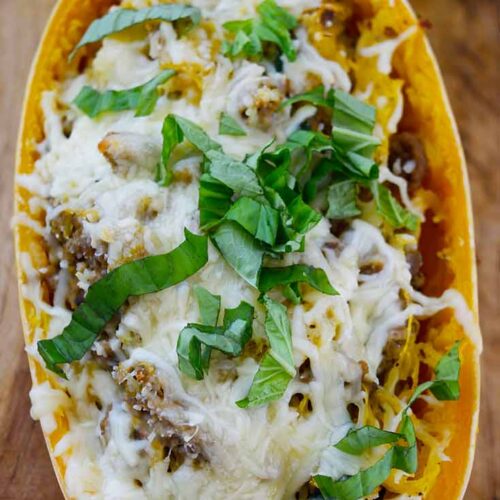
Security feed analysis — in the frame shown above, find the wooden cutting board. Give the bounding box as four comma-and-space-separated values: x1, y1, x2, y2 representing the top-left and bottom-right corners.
0, 0, 497, 498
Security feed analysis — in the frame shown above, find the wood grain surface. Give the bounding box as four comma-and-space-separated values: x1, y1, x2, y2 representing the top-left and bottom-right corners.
0, 1, 497, 499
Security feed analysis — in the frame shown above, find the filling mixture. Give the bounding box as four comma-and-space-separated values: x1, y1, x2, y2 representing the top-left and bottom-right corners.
18, 0, 475, 498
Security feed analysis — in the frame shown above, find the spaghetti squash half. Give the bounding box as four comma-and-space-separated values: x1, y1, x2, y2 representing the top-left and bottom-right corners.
14, 0, 481, 498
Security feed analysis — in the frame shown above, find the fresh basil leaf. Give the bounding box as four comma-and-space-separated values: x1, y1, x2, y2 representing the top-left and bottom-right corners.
261, 161, 321, 239
392, 413, 417, 474
261, 295, 295, 375
259, 265, 338, 296
303, 158, 335, 203
303, 151, 378, 204
199, 174, 233, 230
281, 129, 333, 178
73, 69, 175, 118
283, 282, 302, 304
314, 449, 394, 500
211, 221, 265, 287
237, 295, 295, 408
70, 5, 202, 59
371, 183, 419, 231
334, 150, 380, 181
291, 87, 378, 141
193, 285, 221, 370
333, 89, 377, 135
318, 415, 417, 499
236, 353, 293, 408
222, 0, 297, 61
408, 342, 461, 405
222, 22, 263, 58
257, 0, 297, 60
280, 85, 334, 111
430, 341, 461, 400
258, 0, 297, 29
333, 127, 381, 158
265, 189, 320, 253
334, 426, 402, 456
157, 114, 221, 186
194, 286, 220, 326
219, 113, 247, 136
286, 194, 322, 235
259, 155, 294, 192
327, 180, 361, 219
177, 301, 254, 380
225, 197, 279, 246
284, 129, 332, 153
38, 229, 208, 377
206, 150, 263, 198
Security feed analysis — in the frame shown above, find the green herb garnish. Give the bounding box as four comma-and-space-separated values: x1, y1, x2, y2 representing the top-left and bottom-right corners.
157, 114, 221, 186
211, 221, 265, 287
237, 295, 295, 407
279, 85, 335, 110
199, 174, 233, 231
219, 113, 247, 136
281, 86, 380, 157
73, 69, 175, 118
38, 229, 208, 376
334, 426, 404, 456
371, 183, 419, 231
193, 285, 221, 326
407, 341, 461, 403
222, 0, 298, 61
70, 5, 201, 59
206, 150, 263, 197
326, 180, 361, 220
177, 301, 254, 379
259, 265, 338, 298
225, 197, 280, 246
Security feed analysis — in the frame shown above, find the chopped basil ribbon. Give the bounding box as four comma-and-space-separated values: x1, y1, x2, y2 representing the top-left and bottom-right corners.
315, 441, 413, 500
407, 341, 461, 403
211, 221, 265, 287
314, 343, 461, 500
222, 0, 297, 61
237, 296, 295, 408
257, 148, 322, 251
281, 86, 379, 156
193, 286, 221, 368
371, 183, 419, 232
199, 174, 233, 231
38, 229, 208, 377
281, 86, 420, 231
225, 197, 279, 246
73, 69, 175, 118
70, 5, 201, 59
177, 301, 254, 379
219, 113, 247, 136
157, 114, 221, 186
193, 286, 221, 326
206, 150, 263, 197
327, 180, 361, 219
259, 265, 338, 298
303, 153, 379, 204
279, 85, 335, 110
334, 426, 403, 455
333, 89, 377, 135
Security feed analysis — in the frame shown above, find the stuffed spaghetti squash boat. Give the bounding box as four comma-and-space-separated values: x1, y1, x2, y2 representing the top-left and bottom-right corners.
15, 0, 481, 498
